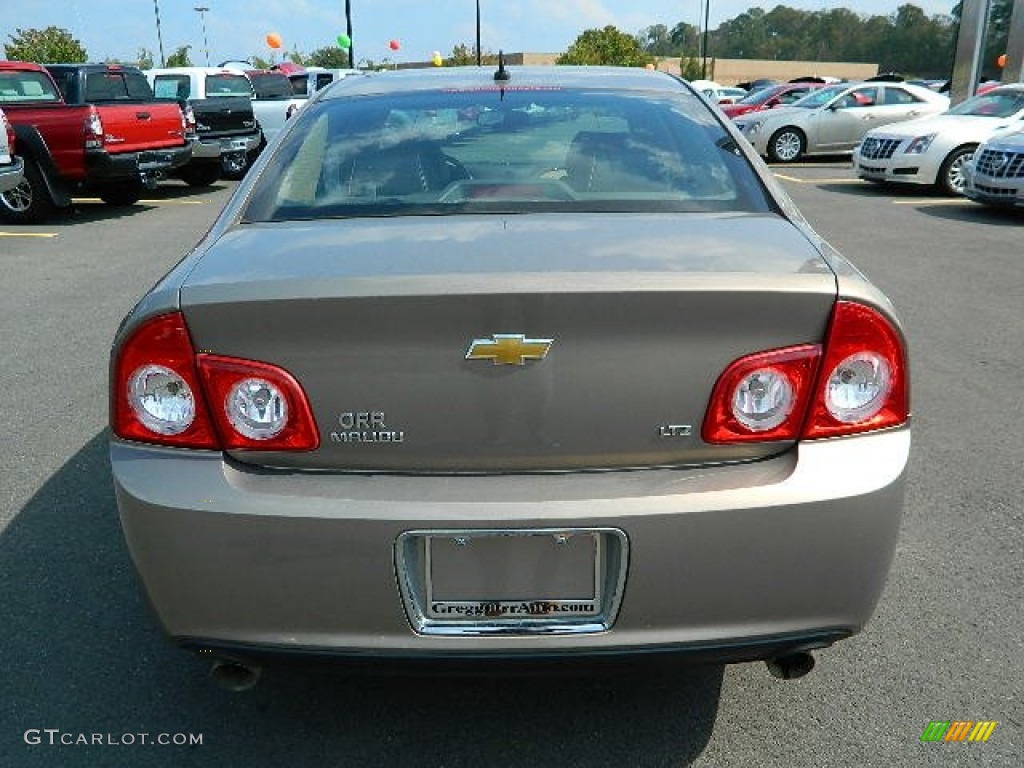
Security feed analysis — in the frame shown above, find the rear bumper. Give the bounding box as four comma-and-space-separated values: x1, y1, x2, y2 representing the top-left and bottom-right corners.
112, 427, 909, 661
0, 156, 24, 193
192, 131, 261, 161
85, 144, 192, 180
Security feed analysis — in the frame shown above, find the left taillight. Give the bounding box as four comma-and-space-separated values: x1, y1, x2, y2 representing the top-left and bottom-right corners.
1, 109, 14, 152
113, 312, 218, 448
112, 312, 319, 451
83, 107, 104, 149
702, 301, 909, 444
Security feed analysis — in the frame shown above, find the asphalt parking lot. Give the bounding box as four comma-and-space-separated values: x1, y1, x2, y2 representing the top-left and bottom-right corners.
1, 165, 1020, 767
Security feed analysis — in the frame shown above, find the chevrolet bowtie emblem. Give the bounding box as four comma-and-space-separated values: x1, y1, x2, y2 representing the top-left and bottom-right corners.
465, 334, 553, 366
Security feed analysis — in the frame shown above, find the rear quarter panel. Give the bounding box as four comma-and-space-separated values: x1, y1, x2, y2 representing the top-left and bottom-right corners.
6, 102, 89, 180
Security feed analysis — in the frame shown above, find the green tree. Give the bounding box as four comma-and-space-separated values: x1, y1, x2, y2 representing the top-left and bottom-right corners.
638, 24, 678, 56
307, 46, 350, 68
136, 47, 154, 70
670, 22, 701, 54
557, 26, 654, 67
286, 47, 308, 66
679, 56, 704, 80
445, 43, 498, 66
3, 26, 87, 63
165, 45, 192, 67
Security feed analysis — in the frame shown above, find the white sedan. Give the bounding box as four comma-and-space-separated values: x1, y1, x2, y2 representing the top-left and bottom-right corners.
853, 85, 1024, 195
734, 82, 949, 163
963, 125, 1024, 208
689, 79, 748, 104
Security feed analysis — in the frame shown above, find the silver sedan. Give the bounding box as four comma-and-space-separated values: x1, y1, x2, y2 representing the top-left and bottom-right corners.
109, 65, 911, 688
734, 81, 949, 162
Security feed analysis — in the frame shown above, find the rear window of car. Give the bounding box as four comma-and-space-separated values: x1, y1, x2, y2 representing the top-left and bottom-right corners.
248, 73, 293, 100
244, 86, 772, 222
288, 75, 309, 96
948, 88, 1024, 117
0, 71, 61, 103
205, 74, 252, 97
153, 75, 191, 100
85, 71, 154, 101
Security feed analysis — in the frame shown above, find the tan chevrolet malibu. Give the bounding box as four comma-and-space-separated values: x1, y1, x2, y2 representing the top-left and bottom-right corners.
109, 63, 910, 690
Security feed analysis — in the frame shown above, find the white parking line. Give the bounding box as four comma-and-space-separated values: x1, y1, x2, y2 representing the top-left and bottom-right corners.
0, 231, 59, 238
891, 198, 974, 206
72, 197, 208, 205
774, 174, 863, 185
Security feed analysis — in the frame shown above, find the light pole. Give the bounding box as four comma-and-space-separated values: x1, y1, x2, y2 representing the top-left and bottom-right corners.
345, 0, 354, 68
194, 6, 210, 66
701, 0, 711, 80
475, 0, 481, 66
152, 0, 166, 66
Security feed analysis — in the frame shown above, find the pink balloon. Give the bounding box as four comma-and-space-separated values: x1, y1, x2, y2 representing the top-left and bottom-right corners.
389, 39, 400, 51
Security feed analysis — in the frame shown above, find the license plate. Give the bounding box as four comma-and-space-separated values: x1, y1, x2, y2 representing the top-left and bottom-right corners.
425, 531, 600, 620
227, 139, 247, 151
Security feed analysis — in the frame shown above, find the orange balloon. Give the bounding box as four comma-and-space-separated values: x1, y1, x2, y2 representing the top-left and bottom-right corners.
997, 53, 1007, 68
266, 32, 283, 49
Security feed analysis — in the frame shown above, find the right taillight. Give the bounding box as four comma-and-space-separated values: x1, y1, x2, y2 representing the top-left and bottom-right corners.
183, 104, 197, 137
703, 300, 908, 444
801, 300, 909, 439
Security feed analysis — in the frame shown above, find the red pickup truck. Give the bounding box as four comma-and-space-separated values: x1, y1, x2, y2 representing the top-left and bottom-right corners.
0, 61, 191, 223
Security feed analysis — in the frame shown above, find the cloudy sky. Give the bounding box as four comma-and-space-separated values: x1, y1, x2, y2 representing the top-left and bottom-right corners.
4, 1, 957, 65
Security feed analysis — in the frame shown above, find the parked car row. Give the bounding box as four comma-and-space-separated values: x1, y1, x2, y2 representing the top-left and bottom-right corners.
0, 59, 360, 223
852, 84, 1024, 196
732, 82, 951, 162
0, 60, 194, 223
720, 73, 1023, 211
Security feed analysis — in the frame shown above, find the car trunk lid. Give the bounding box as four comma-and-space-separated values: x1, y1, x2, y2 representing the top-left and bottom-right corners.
180, 213, 838, 472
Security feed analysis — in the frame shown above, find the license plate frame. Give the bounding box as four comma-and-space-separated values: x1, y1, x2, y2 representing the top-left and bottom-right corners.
396, 528, 629, 636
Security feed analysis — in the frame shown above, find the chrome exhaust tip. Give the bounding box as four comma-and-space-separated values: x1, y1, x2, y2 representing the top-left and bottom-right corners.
209, 659, 262, 692
765, 651, 816, 680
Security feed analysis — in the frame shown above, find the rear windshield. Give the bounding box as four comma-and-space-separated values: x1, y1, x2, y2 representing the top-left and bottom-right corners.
244, 87, 771, 222
947, 88, 1024, 118
736, 85, 787, 106
85, 71, 154, 101
153, 75, 190, 100
205, 74, 252, 97
790, 84, 848, 108
248, 73, 293, 100
0, 71, 61, 103
289, 74, 309, 96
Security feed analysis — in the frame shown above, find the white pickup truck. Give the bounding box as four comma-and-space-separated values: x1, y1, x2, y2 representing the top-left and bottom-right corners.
286, 67, 361, 99
238, 68, 306, 147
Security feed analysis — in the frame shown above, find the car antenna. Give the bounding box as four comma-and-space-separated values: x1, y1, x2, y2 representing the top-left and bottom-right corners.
493, 51, 511, 82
